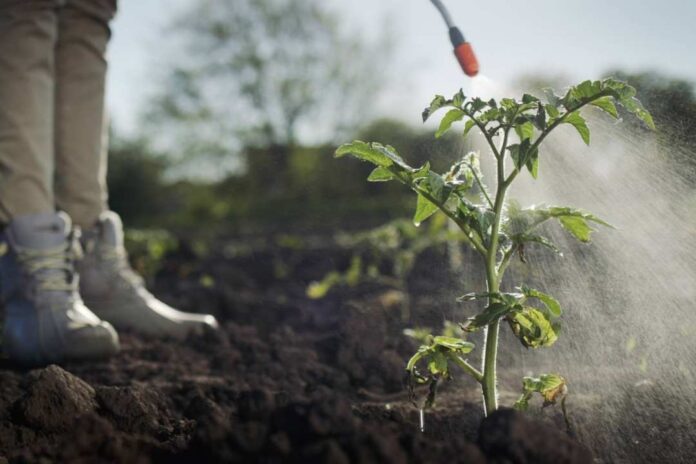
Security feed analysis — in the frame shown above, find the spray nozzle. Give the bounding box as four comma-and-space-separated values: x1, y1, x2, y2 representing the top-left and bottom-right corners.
449, 27, 479, 77
430, 0, 480, 77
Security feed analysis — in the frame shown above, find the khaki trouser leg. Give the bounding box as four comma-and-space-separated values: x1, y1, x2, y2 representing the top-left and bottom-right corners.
0, 0, 58, 224
54, 0, 116, 228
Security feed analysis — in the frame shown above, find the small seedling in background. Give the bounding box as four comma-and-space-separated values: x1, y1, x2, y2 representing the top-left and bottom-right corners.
336, 78, 654, 417
306, 214, 467, 320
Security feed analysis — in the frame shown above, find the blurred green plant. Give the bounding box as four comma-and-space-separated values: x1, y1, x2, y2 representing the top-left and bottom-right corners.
306, 213, 465, 319
336, 78, 654, 416
124, 229, 178, 281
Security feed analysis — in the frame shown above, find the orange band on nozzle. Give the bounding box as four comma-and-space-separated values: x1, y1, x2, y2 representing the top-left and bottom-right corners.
454, 42, 479, 77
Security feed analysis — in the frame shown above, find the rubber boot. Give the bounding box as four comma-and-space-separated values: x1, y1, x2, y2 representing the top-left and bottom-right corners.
78, 211, 218, 339
0, 212, 120, 365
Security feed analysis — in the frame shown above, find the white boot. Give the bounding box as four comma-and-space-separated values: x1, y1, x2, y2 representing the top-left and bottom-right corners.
78, 211, 218, 339
1, 212, 120, 365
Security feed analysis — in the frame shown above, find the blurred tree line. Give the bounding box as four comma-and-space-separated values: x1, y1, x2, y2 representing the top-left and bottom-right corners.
106, 0, 696, 234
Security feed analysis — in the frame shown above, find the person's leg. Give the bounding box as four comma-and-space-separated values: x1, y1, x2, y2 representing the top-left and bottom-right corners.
0, 0, 57, 223
0, 0, 119, 365
54, 0, 116, 229
53, 0, 218, 339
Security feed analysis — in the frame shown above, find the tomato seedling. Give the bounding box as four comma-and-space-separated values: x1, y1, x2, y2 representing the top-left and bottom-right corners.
335, 78, 654, 415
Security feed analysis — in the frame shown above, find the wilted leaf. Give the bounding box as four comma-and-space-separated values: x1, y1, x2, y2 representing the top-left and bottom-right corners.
515, 374, 567, 410
509, 307, 558, 348
520, 286, 562, 317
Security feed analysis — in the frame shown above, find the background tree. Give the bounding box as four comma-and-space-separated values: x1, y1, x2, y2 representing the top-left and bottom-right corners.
148, 0, 385, 188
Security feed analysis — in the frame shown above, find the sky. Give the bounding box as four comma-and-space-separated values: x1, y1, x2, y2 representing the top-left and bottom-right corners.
107, 0, 696, 136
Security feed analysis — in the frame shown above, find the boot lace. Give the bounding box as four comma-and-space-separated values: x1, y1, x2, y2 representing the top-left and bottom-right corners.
16, 239, 82, 292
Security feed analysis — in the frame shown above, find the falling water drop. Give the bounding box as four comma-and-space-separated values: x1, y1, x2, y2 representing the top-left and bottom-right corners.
419, 408, 425, 433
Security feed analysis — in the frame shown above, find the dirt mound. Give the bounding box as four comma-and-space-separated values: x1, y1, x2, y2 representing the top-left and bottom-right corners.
18, 365, 97, 431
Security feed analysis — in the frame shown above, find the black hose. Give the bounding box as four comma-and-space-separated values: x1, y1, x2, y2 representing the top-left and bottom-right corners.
430, 0, 455, 29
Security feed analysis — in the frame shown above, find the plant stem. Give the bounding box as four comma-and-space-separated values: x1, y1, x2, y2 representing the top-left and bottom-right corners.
480, 133, 510, 416
447, 353, 484, 383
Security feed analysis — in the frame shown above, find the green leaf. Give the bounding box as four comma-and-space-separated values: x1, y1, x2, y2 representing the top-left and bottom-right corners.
542, 88, 561, 107
590, 96, 619, 119
345, 256, 362, 286
407, 347, 429, 372
507, 205, 612, 244
474, 208, 496, 241
559, 216, 593, 242
514, 393, 531, 411
306, 256, 364, 299
500, 98, 517, 110
547, 206, 613, 242
469, 98, 487, 112
467, 302, 516, 330
513, 234, 561, 255
621, 97, 656, 130
306, 271, 341, 299
526, 152, 539, 179
545, 103, 560, 119
564, 112, 590, 145
428, 351, 448, 375
436, 109, 465, 138
571, 80, 602, 100
335, 141, 412, 171
508, 139, 538, 176
463, 119, 477, 137
410, 162, 431, 182
600, 78, 655, 129
522, 93, 539, 104
336, 141, 391, 167
413, 194, 439, 226
546, 207, 612, 227
421, 171, 451, 204
514, 121, 535, 141
534, 104, 547, 130
367, 166, 395, 182
520, 286, 562, 317
423, 95, 447, 122
452, 89, 465, 107
432, 336, 474, 353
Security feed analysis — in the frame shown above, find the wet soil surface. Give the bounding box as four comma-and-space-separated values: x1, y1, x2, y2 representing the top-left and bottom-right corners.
0, 236, 685, 463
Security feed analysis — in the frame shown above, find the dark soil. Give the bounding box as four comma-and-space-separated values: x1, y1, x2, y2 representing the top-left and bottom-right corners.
0, 235, 631, 463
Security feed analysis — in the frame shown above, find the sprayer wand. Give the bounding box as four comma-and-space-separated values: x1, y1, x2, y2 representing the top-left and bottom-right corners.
430, 0, 479, 77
